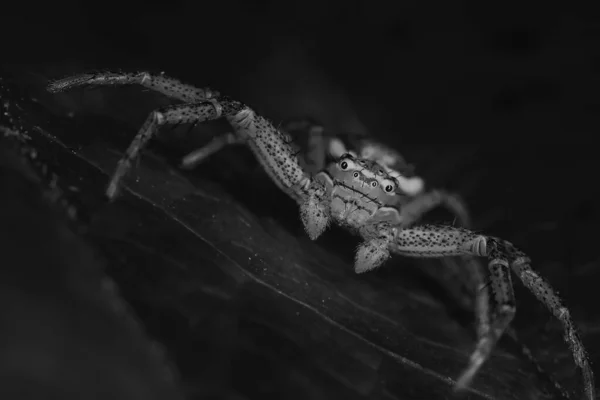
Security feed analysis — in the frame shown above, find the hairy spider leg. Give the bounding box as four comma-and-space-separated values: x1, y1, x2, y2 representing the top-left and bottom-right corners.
179, 133, 242, 168
91, 99, 317, 213
47, 73, 331, 237
47, 71, 238, 169
389, 224, 594, 400
48, 70, 218, 103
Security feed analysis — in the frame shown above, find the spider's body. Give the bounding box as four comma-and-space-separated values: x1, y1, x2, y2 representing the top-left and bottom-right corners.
48, 71, 595, 400
315, 155, 402, 231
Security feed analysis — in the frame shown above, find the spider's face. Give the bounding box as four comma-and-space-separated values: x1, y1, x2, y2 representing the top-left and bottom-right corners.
327, 153, 399, 207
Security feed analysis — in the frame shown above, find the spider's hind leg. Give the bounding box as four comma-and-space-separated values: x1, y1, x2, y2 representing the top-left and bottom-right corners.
179, 132, 243, 169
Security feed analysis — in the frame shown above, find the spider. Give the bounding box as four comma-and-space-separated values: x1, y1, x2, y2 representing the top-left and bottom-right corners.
48, 70, 595, 399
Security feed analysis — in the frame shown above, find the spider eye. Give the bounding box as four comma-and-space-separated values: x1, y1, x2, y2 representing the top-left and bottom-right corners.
371, 181, 378, 187
340, 161, 349, 170
384, 184, 394, 193
353, 172, 359, 178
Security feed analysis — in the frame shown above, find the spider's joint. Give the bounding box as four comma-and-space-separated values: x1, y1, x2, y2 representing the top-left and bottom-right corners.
153, 110, 165, 124
234, 108, 255, 131
140, 71, 151, 84
512, 256, 531, 267
300, 176, 312, 191
209, 100, 223, 119
499, 304, 516, 315
558, 306, 570, 321
461, 235, 488, 257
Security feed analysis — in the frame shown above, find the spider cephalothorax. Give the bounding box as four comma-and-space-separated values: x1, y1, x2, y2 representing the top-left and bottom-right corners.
314, 153, 403, 228
47, 71, 595, 400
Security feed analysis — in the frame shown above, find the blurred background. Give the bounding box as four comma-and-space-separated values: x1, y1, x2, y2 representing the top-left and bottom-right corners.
1, 1, 600, 399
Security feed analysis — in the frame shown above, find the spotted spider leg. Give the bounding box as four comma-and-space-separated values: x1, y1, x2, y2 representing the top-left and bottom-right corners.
47, 71, 241, 169
385, 224, 595, 400
135, 101, 319, 205
181, 117, 328, 171
398, 183, 577, 398
48, 70, 220, 103
380, 171, 574, 398
375, 171, 573, 396
47, 72, 335, 233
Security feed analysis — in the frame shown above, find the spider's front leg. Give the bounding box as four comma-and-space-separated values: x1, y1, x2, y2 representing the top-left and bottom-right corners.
111, 99, 329, 219
48, 70, 220, 103
49, 73, 334, 238
386, 224, 595, 400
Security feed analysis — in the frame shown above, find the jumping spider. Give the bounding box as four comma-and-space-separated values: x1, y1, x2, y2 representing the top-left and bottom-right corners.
48, 71, 595, 399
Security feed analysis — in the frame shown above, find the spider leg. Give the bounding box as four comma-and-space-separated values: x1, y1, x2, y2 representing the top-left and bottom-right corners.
399, 188, 491, 354
512, 258, 595, 400
457, 259, 516, 391
400, 186, 573, 398
103, 102, 218, 199
179, 132, 242, 169
49, 74, 331, 236
181, 117, 331, 174
281, 118, 329, 173
105, 98, 320, 211
48, 70, 218, 103
398, 189, 471, 228
389, 224, 594, 399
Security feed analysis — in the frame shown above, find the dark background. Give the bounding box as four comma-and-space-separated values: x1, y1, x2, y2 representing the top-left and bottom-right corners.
1, 1, 600, 399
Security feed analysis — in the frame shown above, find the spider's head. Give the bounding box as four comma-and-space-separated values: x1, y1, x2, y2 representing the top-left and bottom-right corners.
327, 139, 424, 197
327, 153, 399, 206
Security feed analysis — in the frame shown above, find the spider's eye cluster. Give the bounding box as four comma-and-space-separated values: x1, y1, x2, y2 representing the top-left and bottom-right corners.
353, 172, 359, 178
371, 181, 378, 188
340, 161, 349, 170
